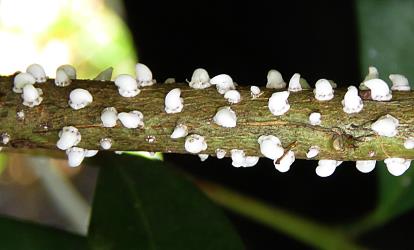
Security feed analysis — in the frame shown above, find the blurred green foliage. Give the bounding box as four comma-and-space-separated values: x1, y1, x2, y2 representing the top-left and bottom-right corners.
0, 155, 244, 250
46, 5, 137, 78
88, 154, 244, 250
0, 0, 136, 77
357, 0, 414, 226
0, 216, 85, 250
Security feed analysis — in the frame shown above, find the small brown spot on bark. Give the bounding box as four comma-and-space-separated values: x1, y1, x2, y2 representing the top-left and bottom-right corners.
360, 90, 371, 100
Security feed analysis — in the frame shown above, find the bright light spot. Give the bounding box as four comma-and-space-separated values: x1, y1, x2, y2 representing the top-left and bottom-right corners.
39, 40, 71, 76
0, 32, 37, 73
87, 19, 111, 45
0, 0, 137, 77
0, 0, 62, 33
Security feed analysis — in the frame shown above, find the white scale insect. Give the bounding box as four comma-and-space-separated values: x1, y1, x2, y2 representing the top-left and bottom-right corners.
114, 74, 140, 98
213, 107, 237, 128
165, 88, 184, 114
69, 88, 93, 110
185, 134, 207, 154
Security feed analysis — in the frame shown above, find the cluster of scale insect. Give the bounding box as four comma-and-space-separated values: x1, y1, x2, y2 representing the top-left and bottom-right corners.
183, 67, 412, 177
6, 63, 413, 176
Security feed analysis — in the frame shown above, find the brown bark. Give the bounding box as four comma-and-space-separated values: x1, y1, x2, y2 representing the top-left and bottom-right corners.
0, 75, 413, 160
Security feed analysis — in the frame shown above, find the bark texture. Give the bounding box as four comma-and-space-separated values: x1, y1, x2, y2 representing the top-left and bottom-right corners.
0, 75, 413, 160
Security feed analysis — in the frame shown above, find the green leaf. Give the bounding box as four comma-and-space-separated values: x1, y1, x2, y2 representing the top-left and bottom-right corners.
356, 0, 414, 223
375, 165, 414, 221
199, 181, 366, 250
357, 0, 414, 79
0, 216, 86, 250
88, 154, 244, 250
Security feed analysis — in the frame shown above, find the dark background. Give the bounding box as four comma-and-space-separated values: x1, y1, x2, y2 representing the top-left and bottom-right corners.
122, 1, 410, 249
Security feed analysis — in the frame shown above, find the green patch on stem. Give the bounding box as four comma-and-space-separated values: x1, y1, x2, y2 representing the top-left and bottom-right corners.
0, 153, 7, 175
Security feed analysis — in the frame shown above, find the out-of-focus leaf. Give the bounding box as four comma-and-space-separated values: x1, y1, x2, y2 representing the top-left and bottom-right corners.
123, 151, 164, 161
356, 0, 414, 223
88, 154, 244, 250
0, 216, 86, 250
46, 4, 137, 78
375, 166, 414, 221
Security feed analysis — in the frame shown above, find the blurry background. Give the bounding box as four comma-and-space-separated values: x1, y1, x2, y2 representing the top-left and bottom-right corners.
0, 0, 137, 236
0, 0, 414, 249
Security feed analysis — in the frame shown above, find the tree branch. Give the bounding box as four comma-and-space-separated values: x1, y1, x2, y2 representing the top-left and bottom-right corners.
0, 75, 413, 160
